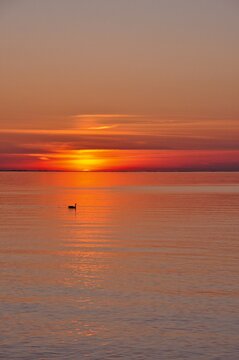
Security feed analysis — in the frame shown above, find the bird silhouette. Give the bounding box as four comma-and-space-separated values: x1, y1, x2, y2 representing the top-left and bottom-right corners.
68, 203, 77, 209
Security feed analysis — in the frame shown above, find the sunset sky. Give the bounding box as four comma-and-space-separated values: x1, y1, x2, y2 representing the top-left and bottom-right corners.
0, 0, 239, 171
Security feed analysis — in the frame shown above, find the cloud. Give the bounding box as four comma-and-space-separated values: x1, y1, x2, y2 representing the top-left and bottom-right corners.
0, 129, 239, 152
71, 114, 147, 132
72, 114, 141, 119
87, 125, 118, 130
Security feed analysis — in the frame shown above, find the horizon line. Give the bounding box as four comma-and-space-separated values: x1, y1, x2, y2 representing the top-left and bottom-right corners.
0, 169, 238, 173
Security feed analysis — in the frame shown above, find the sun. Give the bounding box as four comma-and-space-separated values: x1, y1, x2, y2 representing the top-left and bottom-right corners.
69, 150, 107, 171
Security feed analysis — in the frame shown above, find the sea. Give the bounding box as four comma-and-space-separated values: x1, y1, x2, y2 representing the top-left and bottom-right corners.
0, 172, 238, 359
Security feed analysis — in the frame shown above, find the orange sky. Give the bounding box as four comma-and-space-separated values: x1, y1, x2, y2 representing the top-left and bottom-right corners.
0, 1, 239, 171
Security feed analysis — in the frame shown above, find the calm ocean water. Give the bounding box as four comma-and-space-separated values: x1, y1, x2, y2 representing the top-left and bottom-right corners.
0, 172, 238, 359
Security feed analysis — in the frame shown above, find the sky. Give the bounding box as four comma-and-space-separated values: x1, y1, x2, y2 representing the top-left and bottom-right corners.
0, 0, 239, 171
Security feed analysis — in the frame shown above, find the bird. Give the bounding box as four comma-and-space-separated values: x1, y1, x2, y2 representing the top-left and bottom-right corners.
68, 203, 77, 209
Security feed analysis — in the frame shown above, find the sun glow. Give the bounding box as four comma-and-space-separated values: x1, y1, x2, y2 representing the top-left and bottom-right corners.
69, 150, 108, 171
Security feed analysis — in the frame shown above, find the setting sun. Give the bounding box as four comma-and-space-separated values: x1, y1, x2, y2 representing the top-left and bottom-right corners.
69, 150, 108, 172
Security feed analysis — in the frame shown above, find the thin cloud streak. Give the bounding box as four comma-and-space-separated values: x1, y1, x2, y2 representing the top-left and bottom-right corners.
0, 130, 239, 151
72, 114, 142, 119
87, 125, 118, 130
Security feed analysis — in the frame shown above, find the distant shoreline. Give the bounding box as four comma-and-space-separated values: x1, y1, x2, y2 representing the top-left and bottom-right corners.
0, 170, 238, 173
